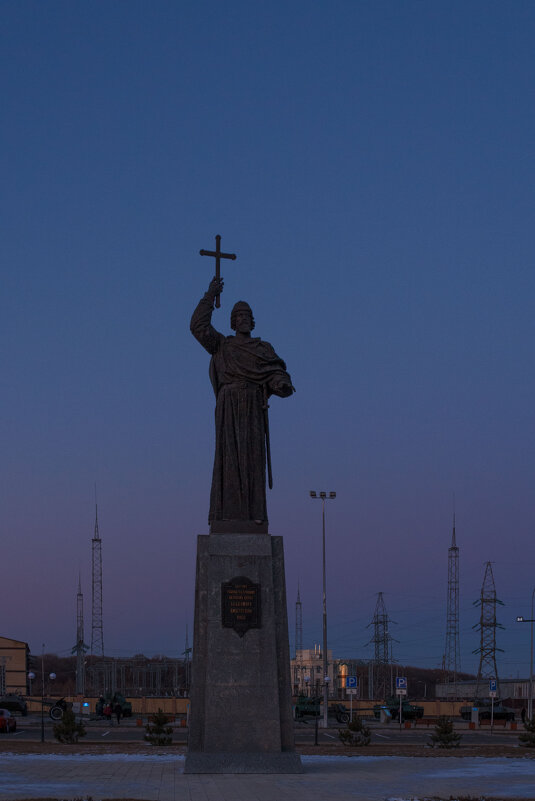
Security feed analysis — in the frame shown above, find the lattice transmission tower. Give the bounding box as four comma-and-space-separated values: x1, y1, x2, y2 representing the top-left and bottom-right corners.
91, 502, 104, 658
293, 583, 304, 693
73, 574, 88, 694
473, 561, 504, 698
295, 583, 303, 659
442, 514, 461, 689
367, 592, 395, 700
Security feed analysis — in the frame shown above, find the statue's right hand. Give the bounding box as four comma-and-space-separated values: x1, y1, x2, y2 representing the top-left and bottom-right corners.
206, 276, 224, 300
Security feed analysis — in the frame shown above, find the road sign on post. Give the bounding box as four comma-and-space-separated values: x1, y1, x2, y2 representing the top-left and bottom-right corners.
489, 679, 497, 733
345, 676, 358, 721
395, 677, 407, 729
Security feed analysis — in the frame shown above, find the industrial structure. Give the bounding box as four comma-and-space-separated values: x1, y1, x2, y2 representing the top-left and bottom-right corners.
73, 575, 88, 695
293, 584, 303, 691
474, 561, 504, 698
442, 514, 461, 691
91, 502, 104, 659
87, 655, 188, 696
367, 592, 395, 700
183, 625, 191, 694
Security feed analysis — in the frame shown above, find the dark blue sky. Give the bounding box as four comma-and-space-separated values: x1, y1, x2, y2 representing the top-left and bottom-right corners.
2, 1, 534, 678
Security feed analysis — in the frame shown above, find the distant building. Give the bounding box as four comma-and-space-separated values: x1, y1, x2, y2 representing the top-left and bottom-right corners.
0, 636, 30, 695
291, 646, 335, 697
291, 647, 371, 699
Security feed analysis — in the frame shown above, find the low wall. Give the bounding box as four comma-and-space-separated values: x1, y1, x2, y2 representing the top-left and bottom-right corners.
321, 698, 466, 717
26, 696, 190, 717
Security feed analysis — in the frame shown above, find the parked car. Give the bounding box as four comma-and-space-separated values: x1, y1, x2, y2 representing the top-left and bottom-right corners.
0, 694, 27, 716
0, 709, 17, 732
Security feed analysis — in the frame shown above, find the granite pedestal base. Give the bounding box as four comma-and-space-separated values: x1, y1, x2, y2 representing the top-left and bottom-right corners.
185, 533, 302, 774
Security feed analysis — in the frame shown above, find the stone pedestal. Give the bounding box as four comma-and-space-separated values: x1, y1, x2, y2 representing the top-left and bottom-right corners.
185, 533, 302, 774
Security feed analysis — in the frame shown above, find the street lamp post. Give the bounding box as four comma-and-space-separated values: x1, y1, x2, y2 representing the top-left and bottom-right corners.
310, 490, 336, 729
39, 646, 56, 743
516, 586, 535, 719
41, 645, 45, 743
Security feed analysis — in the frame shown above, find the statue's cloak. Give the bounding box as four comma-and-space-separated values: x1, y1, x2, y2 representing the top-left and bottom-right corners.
191, 295, 293, 527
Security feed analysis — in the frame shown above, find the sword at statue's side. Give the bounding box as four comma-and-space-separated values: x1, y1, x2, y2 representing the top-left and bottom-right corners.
262, 383, 273, 490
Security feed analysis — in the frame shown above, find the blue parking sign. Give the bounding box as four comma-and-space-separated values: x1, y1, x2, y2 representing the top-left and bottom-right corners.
346, 676, 358, 688
489, 679, 497, 693
396, 677, 407, 690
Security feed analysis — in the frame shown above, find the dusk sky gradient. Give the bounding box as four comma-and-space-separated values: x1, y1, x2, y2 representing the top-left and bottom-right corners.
2, 1, 534, 679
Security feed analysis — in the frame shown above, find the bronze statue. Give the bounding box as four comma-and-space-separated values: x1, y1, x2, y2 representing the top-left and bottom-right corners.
191, 275, 294, 532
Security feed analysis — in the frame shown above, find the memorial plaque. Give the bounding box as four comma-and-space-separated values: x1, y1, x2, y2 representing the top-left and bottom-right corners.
222, 576, 261, 637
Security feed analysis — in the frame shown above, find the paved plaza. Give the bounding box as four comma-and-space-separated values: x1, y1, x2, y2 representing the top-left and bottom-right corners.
1, 752, 534, 800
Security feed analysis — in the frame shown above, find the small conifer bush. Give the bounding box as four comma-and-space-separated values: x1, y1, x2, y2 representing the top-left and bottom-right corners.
429, 715, 462, 748
53, 708, 87, 744
338, 716, 371, 747
519, 715, 535, 748
144, 708, 173, 746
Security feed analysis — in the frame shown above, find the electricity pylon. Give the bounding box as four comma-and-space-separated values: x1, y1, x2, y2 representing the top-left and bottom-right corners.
294, 583, 304, 693
367, 592, 395, 700
295, 583, 303, 659
473, 561, 504, 698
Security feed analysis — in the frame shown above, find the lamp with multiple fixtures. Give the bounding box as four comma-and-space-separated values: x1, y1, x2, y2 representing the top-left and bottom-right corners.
516, 588, 535, 720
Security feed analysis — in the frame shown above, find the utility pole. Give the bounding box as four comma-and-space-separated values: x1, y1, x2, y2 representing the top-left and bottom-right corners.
295, 583, 303, 693
367, 592, 395, 700
310, 490, 336, 728
183, 624, 192, 694
91, 499, 104, 659
516, 587, 535, 719
73, 574, 88, 694
443, 514, 461, 694
474, 562, 504, 699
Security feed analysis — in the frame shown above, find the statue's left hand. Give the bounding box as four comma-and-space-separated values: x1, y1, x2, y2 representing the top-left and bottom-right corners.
272, 379, 294, 397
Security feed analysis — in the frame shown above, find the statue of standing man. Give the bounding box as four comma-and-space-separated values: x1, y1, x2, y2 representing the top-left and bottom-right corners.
191, 274, 294, 533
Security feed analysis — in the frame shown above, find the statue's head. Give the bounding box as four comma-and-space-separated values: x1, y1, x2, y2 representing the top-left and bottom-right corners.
230, 301, 255, 332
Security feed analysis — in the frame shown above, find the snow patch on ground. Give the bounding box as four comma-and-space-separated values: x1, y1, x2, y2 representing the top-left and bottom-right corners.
301, 755, 401, 763
0, 752, 184, 763
420, 756, 535, 778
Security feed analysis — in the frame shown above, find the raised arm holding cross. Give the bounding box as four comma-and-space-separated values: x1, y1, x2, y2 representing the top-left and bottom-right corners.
191, 238, 294, 533
199, 234, 236, 308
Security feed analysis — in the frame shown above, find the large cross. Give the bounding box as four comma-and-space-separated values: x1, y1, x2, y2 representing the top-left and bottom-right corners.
199, 234, 237, 308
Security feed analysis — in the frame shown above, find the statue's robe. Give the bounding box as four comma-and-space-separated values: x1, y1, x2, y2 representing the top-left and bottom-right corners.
191, 294, 293, 528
